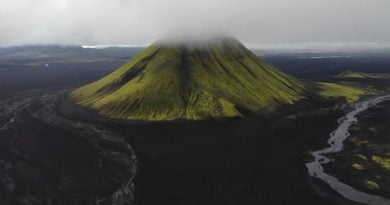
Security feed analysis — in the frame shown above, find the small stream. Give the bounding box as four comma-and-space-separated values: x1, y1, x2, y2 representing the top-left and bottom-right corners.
305, 95, 390, 205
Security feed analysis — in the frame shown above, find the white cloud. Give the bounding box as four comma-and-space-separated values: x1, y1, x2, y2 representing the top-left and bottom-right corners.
1, 0, 390, 46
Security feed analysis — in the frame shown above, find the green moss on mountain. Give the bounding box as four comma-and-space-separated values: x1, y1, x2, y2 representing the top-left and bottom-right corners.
70, 37, 305, 121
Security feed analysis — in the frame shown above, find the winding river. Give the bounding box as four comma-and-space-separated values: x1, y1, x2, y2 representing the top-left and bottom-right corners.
305, 94, 390, 205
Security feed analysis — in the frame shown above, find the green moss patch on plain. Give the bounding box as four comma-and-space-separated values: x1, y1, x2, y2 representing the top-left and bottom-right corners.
366, 180, 380, 190
352, 163, 365, 170
316, 82, 377, 103
372, 155, 390, 171
336, 71, 390, 79
357, 154, 368, 160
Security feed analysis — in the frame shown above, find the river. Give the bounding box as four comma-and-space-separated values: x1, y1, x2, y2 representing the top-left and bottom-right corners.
305, 94, 390, 205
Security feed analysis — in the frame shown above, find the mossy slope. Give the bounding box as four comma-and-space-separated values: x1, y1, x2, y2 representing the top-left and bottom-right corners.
70, 38, 305, 121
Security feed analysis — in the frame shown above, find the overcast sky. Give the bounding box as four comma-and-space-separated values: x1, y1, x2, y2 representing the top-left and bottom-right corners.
1, 0, 390, 47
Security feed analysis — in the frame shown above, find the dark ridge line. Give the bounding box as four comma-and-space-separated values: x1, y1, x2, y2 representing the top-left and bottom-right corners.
192, 49, 242, 112
192, 49, 218, 76
179, 46, 192, 117
237, 61, 259, 80
96, 47, 161, 95
228, 54, 258, 80
230, 47, 302, 103
124, 97, 141, 116
191, 49, 222, 93
190, 49, 234, 112
210, 50, 264, 103
191, 49, 232, 98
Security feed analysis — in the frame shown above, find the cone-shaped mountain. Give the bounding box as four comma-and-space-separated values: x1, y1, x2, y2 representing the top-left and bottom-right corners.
69, 37, 306, 121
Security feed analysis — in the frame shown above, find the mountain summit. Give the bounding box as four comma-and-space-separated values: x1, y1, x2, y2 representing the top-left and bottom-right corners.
69, 37, 305, 121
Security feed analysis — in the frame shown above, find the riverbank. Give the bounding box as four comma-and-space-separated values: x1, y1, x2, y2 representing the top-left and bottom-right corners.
306, 95, 390, 205
325, 99, 390, 199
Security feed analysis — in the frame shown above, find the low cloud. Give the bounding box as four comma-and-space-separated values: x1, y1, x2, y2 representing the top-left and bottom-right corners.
1, 0, 390, 46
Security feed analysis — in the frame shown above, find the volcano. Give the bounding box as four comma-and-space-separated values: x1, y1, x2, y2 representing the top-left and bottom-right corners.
69, 37, 306, 121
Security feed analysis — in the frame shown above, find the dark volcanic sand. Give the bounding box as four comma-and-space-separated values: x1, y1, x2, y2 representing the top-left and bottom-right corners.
107, 111, 344, 205
0, 91, 136, 205
0, 88, 348, 205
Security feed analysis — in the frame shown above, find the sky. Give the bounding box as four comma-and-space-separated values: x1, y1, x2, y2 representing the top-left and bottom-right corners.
1, 0, 390, 47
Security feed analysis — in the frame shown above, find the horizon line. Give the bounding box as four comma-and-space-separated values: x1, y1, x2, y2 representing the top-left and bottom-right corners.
1, 41, 390, 50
